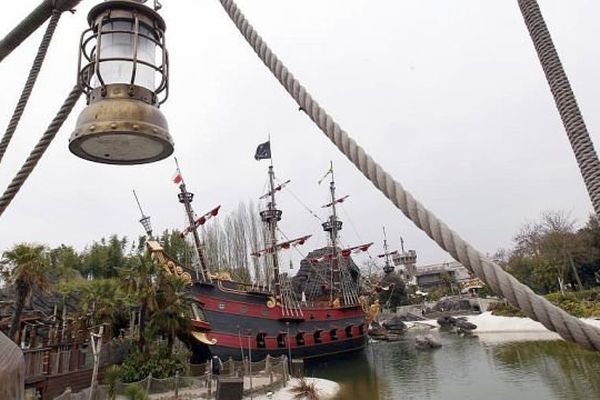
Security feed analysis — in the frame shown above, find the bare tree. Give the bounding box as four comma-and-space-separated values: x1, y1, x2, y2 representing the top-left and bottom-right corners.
512, 211, 585, 292
200, 201, 266, 284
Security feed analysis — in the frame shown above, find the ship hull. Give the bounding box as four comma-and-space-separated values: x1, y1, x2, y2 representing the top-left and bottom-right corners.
188, 280, 368, 362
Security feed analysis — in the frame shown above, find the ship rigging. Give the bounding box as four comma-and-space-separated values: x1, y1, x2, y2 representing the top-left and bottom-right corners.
0, 0, 599, 366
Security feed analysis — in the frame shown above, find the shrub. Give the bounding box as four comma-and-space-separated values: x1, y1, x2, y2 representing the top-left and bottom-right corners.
119, 347, 189, 383
290, 378, 320, 400
488, 302, 526, 318
124, 383, 148, 400
489, 289, 600, 318
104, 365, 122, 400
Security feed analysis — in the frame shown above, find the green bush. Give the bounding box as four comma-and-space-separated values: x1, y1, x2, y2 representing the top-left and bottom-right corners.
104, 365, 122, 400
119, 347, 189, 383
488, 302, 526, 318
544, 289, 600, 318
489, 289, 600, 318
124, 383, 148, 400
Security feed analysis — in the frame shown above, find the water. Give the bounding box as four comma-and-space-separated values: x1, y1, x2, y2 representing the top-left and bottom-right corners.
306, 332, 600, 400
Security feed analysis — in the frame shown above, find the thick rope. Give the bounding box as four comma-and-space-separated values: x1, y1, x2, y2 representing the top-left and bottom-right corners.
0, 11, 62, 165
518, 0, 600, 215
217, 0, 600, 351
0, 85, 82, 217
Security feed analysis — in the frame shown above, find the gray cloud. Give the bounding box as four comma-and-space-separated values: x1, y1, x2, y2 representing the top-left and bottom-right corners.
0, 0, 598, 269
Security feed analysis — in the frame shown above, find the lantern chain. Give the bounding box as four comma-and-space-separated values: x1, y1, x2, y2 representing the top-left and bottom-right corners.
0, 85, 83, 217
217, 0, 600, 351
0, 11, 62, 165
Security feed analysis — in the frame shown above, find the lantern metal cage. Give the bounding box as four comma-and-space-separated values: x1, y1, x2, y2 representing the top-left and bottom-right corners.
69, 0, 173, 165
77, 0, 169, 103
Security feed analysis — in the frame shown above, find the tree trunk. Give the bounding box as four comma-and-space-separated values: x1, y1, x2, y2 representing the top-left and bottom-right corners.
168, 328, 174, 356
139, 300, 148, 354
568, 255, 584, 291
8, 281, 28, 342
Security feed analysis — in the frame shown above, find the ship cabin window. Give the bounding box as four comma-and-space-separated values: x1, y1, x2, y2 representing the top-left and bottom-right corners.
358, 324, 365, 335
257, 333, 266, 348
330, 329, 338, 341
191, 303, 206, 321
296, 332, 305, 346
345, 325, 353, 338
277, 333, 287, 348
314, 330, 322, 344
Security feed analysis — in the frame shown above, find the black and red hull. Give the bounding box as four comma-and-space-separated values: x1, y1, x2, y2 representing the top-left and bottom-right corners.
188, 280, 368, 362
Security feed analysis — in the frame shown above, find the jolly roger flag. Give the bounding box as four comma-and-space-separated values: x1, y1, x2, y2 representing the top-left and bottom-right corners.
254, 141, 271, 160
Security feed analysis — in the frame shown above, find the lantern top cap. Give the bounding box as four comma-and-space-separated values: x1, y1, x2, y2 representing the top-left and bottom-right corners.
88, 0, 166, 31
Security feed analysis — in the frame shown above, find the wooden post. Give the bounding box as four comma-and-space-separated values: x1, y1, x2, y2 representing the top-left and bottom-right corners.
207, 372, 212, 397
174, 371, 179, 399
88, 325, 104, 400
265, 354, 271, 374
248, 334, 253, 400
283, 356, 289, 387
146, 373, 152, 395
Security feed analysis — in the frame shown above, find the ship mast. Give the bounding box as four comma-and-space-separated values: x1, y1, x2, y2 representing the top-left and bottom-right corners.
382, 227, 394, 274
260, 162, 282, 297
322, 162, 342, 305
175, 160, 211, 283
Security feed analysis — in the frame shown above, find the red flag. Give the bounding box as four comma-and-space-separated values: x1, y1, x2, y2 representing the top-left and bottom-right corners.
173, 171, 182, 184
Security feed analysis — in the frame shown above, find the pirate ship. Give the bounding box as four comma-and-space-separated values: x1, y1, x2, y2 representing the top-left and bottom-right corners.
146, 149, 370, 362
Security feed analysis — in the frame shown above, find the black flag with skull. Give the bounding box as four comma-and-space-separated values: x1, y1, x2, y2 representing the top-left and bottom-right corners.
254, 141, 271, 160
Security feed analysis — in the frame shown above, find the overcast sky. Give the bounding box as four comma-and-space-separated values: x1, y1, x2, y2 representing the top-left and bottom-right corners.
1, 0, 599, 271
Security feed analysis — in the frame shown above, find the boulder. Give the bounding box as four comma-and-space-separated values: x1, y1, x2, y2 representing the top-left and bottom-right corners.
436, 315, 477, 333
382, 316, 407, 333
415, 334, 442, 350
455, 318, 477, 332
436, 316, 456, 328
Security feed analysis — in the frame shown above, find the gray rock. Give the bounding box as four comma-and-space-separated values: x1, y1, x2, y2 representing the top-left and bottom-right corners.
415, 334, 442, 350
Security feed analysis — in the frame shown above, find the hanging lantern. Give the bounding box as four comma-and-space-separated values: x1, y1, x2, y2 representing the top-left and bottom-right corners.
70, 0, 173, 165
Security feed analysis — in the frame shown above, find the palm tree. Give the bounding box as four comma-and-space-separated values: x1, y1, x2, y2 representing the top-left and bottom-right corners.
150, 274, 192, 355
79, 278, 124, 326
120, 254, 161, 353
2, 243, 51, 342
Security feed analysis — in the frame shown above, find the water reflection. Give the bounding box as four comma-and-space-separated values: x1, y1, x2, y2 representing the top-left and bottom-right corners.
306, 333, 600, 400
489, 340, 600, 400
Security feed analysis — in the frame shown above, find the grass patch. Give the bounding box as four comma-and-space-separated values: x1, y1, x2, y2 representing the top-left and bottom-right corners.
489, 289, 600, 318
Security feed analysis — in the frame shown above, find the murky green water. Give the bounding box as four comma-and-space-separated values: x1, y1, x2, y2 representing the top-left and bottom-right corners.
306, 332, 600, 400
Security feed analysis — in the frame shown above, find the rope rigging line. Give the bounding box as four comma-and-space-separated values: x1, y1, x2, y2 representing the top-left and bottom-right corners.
277, 179, 323, 222
0, 10, 62, 165
518, 0, 600, 216
0, 85, 83, 218
0, 0, 81, 64
339, 203, 376, 262
217, 0, 600, 351
276, 226, 330, 286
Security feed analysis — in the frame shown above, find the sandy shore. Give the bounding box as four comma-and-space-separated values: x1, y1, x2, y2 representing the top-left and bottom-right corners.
407, 311, 600, 344
248, 377, 340, 400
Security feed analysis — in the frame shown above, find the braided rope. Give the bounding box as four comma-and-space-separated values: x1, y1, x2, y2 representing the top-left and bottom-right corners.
0, 11, 62, 164
518, 0, 600, 215
0, 85, 82, 217
217, 0, 600, 351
